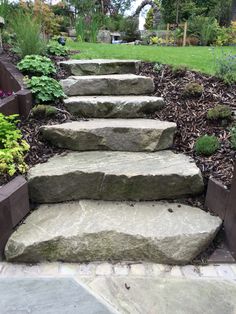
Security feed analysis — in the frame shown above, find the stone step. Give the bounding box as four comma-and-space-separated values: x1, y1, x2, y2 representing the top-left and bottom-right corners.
5, 200, 221, 264
28, 151, 204, 203
40, 119, 176, 152
60, 74, 155, 96
59, 59, 140, 76
64, 96, 164, 118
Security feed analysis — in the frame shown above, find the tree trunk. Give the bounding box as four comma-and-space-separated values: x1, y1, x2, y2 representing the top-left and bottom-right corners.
232, 0, 236, 21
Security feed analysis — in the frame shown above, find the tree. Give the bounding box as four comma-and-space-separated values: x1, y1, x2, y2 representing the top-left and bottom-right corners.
231, 0, 236, 21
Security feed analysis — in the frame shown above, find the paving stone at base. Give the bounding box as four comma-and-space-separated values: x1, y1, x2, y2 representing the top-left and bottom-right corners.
64, 96, 164, 118
28, 151, 204, 203
60, 74, 155, 96
40, 119, 176, 152
5, 200, 221, 264
85, 277, 236, 314
59, 59, 140, 76
0, 278, 115, 314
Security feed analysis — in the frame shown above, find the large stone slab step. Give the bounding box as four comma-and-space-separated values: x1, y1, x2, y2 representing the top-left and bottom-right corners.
28, 151, 204, 203
40, 119, 176, 152
5, 200, 221, 264
64, 96, 164, 118
59, 59, 140, 76
60, 74, 154, 96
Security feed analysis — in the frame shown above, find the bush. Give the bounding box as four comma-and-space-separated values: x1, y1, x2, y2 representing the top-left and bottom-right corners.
11, 11, 46, 57
0, 114, 29, 176
47, 42, 68, 56
153, 63, 164, 73
195, 135, 220, 156
32, 104, 58, 118
212, 49, 236, 84
171, 65, 187, 77
207, 105, 232, 121
25, 76, 65, 103
183, 82, 204, 98
17, 55, 56, 76
230, 126, 236, 149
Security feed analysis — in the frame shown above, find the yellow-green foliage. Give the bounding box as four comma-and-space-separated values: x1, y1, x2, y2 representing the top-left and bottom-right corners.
183, 82, 204, 98
207, 104, 232, 121
0, 114, 29, 176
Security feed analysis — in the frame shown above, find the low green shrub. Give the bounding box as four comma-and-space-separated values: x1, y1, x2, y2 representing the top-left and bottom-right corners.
153, 63, 164, 73
207, 105, 232, 121
32, 104, 58, 118
171, 65, 187, 77
183, 82, 204, 98
230, 126, 236, 149
25, 76, 65, 103
47, 42, 68, 56
17, 55, 56, 76
212, 49, 236, 84
0, 114, 29, 176
195, 135, 220, 156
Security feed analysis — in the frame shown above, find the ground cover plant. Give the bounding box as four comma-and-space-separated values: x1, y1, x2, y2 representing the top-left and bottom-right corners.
17, 55, 56, 76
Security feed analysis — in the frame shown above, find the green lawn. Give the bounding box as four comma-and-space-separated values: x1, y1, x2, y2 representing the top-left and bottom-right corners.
67, 42, 236, 75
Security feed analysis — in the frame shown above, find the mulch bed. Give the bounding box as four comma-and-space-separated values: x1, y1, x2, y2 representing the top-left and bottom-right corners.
139, 62, 236, 189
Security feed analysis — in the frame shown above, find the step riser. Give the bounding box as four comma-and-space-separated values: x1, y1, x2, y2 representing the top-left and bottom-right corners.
5, 201, 221, 264
41, 122, 176, 152
59, 60, 140, 76
60, 75, 155, 96
64, 97, 164, 118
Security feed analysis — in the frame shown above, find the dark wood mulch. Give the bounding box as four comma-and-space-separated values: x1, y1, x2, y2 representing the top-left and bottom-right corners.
139, 62, 236, 189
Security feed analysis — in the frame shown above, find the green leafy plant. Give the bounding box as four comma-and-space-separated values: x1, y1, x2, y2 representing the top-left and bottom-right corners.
17, 55, 56, 76
47, 42, 68, 56
207, 105, 232, 121
153, 63, 164, 73
0, 114, 29, 176
32, 104, 58, 118
183, 82, 204, 98
25, 76, 65, 103
195, 135, 220, 156
230, 125, 236, 149
212, 49, 236, 85
11, 11, 46, 57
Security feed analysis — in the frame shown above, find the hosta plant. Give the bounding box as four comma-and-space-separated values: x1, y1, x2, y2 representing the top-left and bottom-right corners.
0, 114, 29, 176
47, 42, 68, 56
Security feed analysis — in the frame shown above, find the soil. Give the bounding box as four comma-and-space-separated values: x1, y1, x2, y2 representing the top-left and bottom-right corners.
139, 62, 236, 189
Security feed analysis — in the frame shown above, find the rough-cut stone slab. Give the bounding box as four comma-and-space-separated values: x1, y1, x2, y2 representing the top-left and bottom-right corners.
64, 96, 164, 118
59, 59, 140, 76
0, 278, 115, 314
86, 277, 236, 314
60, 74, 155, 96
5, 201, 221, 263
40, 119, 176, 152
28, 151, 204, 203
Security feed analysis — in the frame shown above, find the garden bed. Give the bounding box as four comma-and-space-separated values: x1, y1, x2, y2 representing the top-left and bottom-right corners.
139, 62, 236, 190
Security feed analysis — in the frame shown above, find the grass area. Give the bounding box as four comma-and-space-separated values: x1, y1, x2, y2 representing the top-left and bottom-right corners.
67, 42, 236, 75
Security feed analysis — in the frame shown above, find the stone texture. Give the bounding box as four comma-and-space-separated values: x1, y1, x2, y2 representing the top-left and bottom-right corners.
64, 95, 165, 118
60, 74, 155, 96
40, 119, 176, 152
27, 151, 204, 203
59, 59, 140, 76
86, 277, 236, 314
0, 278, 115, 314
5, 200, 221, 264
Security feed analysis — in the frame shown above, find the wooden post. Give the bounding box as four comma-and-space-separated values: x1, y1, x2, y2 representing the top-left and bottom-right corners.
183, 21, 187, 47
166, 23, 170, 44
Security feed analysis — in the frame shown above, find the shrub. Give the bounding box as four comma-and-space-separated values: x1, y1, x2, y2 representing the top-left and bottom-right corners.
32, 104, 58, 118
212, 49, 236, 84
207, 105, 232, 121
171, 65, 187, 77
183, 82, 204, 98
0, 114, 29, 176
25, 76, 65, 103
195, 135, 220, 156
153, 63, 164, 73
47, 42, 68, 56
17, 55, 56, 76
11, 11, 46, 57
230, 126, 236, 150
